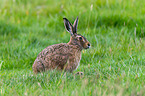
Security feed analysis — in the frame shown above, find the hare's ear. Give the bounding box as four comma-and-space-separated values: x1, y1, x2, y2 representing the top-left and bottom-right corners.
63, 18, 73, 36
73, 16, 78, 34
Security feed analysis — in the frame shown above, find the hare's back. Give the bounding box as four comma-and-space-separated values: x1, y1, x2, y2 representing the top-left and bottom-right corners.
37, 43, 70, 59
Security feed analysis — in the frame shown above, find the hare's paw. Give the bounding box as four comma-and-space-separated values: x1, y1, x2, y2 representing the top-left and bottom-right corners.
75, 72, 84, 75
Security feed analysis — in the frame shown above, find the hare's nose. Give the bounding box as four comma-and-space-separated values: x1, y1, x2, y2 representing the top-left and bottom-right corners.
88, 43, 90, 47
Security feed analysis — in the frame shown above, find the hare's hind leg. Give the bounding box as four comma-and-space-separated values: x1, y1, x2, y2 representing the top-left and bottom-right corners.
33, 61, 45, 74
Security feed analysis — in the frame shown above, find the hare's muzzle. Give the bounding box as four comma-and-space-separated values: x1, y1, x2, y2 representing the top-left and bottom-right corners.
85, 42, 91, 49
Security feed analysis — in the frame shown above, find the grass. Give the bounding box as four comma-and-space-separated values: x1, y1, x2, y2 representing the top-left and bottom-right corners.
0, 0, 145, 95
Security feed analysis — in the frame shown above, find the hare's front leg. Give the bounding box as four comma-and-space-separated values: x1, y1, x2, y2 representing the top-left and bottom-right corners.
64, 57, 83, 75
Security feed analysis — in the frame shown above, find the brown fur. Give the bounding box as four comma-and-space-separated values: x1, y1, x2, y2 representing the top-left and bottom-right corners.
32, 17, 90, 74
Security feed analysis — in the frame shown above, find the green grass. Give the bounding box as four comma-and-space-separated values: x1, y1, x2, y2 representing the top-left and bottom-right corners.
0, 0, 145, 95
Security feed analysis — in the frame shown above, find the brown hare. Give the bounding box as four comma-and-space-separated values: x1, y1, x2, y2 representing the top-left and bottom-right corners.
32, 17, 90, 74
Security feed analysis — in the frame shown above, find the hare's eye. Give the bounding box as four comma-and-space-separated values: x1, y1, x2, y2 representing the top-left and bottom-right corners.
79, 37, 82, 40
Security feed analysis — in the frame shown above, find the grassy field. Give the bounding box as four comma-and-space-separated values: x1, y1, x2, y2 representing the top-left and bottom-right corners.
0, 0, 145, 95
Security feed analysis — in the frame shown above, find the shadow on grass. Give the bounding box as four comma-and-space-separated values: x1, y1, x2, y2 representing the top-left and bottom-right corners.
0, 21, 21, 37
84, 15, 145, 37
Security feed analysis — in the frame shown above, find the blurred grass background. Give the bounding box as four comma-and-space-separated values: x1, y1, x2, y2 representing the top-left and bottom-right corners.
0, 0, 145, 95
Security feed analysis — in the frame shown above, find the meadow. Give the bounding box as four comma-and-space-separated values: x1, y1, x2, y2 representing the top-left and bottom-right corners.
0, 0, 145, 95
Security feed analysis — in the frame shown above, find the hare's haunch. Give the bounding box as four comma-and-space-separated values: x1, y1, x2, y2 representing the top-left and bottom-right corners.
32, 17, 91, 74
